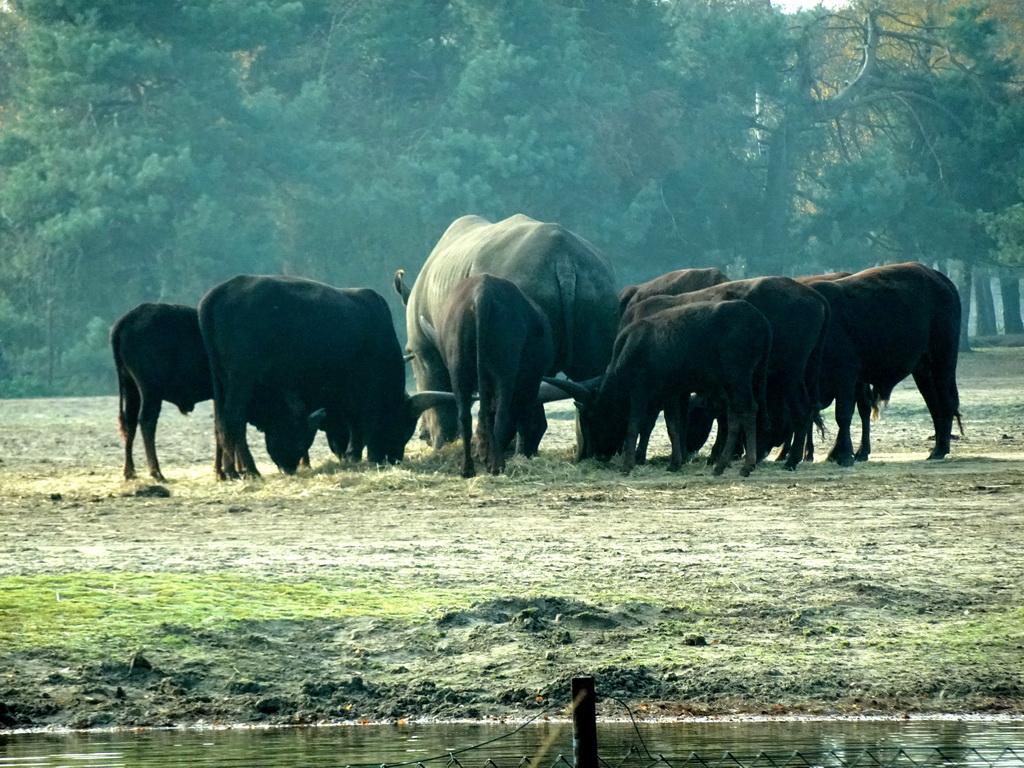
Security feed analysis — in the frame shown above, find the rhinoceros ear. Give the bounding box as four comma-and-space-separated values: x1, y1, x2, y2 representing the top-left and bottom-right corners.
539, 376, 599, 407
307, 408, 327, 431
407, 391, 457, 419
394, 269, 411, 305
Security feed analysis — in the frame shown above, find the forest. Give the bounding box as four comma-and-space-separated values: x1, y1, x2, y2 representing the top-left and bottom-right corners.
0, 0, 1022, 396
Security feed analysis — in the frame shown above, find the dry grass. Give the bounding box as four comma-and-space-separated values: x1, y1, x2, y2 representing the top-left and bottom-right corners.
0, 347, 1022, 727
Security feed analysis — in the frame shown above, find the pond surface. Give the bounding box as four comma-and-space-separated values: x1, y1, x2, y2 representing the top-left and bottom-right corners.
1, 718, 1022, 767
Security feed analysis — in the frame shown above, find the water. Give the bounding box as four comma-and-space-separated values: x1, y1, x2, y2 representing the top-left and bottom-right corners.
1, 718, 1022, 767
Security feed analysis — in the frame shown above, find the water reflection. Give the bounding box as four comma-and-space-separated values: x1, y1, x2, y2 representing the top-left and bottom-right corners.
1, 719, 1021, 767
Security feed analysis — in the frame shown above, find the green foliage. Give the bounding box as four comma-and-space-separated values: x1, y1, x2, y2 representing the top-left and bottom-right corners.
1, 0, 1023, 394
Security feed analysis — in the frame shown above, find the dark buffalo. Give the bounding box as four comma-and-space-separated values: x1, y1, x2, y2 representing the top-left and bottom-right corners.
547, 300, 772, 476
611, 267, 732, 460
611, 293, 729, 464
776, 271, 860, 463
394, 214, 619, 456
796, 262, 962, 465
112, 303, 211, 481
577, 276, 827, 469
198, 275, 453, 478
421, 274, 555, 477
111, 302, 323, 481
618, 267, 730, 317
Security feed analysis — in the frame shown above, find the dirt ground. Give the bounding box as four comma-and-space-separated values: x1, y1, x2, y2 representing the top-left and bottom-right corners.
0, 347, 1022, 730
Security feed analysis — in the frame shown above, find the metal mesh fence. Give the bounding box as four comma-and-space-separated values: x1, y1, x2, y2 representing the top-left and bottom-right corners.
343, 681, 1022, 768
358, 747, 1024, 768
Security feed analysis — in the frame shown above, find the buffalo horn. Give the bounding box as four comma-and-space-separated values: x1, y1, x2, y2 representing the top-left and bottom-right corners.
307, 408, 327, 430
536, 380, 575, 404
408, 390, 457, 418
403, 352, 415, 363
539, 376, 598, 406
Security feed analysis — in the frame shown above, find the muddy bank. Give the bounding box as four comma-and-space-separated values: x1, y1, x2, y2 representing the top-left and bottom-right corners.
1, 348, 1022, 730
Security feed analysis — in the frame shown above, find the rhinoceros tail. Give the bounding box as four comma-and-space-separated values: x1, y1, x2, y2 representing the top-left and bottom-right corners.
554, 252, 576, 375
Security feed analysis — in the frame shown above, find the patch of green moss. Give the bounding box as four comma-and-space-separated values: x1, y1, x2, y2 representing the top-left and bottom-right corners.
0, 572, 496, 658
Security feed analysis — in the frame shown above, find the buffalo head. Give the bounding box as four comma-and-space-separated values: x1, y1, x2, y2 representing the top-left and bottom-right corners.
539, 376, 624, 462
258, 407, 326, 475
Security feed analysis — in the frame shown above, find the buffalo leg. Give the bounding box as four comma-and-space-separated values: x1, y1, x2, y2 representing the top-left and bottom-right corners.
634, 402, 662, 465
774, 434, 792, 463
138, 394, 166, 482
212, 403, 230, 480
347, 422, 365, 462
707, 406, 728, 468
621, 387, 650, 475
713, 406, 743, 476
826, 384, 857, 467
913, 365, 954, 460
457, 391, 475, 478
515, 402, 547, 457
490, 381, 520, 475
782, 385, 814, 470
853, 384, 873, 461
664, 393, 690, 472
739, 410, 758, 477
476, 381, 494, 467
219, 383, 259, 478
214, 434, 226, 480
685, 398, 715, 455
784, 410, 813, 471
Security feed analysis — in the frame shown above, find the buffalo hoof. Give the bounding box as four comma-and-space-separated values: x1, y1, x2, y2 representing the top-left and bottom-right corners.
151, 471, 167, 483
783, 463, 797, 472
461, 467, 475, 479
123, 469, 136, 481
739, 464, 753, 478
926, 451, 948, 460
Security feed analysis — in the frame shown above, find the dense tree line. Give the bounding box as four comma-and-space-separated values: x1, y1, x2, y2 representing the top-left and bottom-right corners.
0, 0, 1022, 396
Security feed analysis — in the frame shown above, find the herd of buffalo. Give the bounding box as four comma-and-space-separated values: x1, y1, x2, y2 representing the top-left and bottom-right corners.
112, 213, 963, 482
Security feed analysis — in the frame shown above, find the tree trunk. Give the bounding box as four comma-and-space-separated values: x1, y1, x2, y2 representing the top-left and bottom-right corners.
973, 269, 997, 336
46, 296, 55, 391
999, 273, 1024, 335
957, 259, 973, 352
759, 122, 792, 276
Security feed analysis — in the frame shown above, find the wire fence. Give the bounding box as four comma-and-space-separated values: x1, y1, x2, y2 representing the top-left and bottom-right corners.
343, 679, 1022, 768
347, 747, 1024, 768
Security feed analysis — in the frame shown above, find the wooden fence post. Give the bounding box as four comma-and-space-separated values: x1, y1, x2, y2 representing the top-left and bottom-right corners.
571, 676, 598, 768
